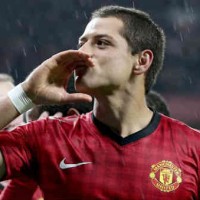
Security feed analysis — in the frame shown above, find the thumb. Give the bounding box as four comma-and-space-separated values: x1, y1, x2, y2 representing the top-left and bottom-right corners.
60, 92, 93, 104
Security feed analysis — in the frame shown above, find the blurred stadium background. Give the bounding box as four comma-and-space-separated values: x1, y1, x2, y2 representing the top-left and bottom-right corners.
0, 0, 199, 128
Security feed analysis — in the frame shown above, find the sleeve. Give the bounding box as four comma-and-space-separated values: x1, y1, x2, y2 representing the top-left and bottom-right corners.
0, 120, 46, 180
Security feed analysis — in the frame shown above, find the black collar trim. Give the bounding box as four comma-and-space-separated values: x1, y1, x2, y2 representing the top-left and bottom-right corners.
92, 112, 161, 146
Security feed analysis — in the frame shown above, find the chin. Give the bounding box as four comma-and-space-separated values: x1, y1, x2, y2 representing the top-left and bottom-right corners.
75, 75, 101, 95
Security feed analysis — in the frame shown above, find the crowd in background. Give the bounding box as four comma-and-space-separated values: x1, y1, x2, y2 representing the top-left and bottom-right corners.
0, 0, 199, 128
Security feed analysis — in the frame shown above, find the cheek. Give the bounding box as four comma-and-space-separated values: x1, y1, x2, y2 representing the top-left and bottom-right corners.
78, 53, 132, 89
101, 55, 132, 82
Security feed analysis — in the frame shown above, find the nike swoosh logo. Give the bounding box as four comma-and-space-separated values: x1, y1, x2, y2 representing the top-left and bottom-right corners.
59, 158, 92, 169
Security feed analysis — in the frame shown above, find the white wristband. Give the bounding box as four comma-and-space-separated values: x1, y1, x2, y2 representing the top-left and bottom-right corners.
8, 84, 35, 114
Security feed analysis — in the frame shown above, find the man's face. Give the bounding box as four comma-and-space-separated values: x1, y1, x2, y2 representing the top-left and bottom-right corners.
75, 17, 136, 95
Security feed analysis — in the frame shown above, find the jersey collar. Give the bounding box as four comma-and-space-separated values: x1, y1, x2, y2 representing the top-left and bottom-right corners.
92, 112, 161, 145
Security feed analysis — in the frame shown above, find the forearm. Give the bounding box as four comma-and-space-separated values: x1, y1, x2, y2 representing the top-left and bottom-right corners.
0, 96, 20, 130
0, 82, 35, 130
0, 50, 93, 129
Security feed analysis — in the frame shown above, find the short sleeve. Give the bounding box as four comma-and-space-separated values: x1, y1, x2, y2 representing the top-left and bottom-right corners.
0, 120, 46, 180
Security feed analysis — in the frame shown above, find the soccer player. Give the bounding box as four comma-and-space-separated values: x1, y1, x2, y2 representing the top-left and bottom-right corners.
0, 5, 199, 200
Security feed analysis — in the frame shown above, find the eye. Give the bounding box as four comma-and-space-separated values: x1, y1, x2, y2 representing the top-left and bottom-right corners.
96, 39, 110, 48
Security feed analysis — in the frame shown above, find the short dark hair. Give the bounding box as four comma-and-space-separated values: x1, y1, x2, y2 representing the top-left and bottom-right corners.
146, 91, 170, 116
91, 5, 166, 93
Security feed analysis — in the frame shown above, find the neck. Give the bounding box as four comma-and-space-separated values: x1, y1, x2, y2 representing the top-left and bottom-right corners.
93, 86, 153, 138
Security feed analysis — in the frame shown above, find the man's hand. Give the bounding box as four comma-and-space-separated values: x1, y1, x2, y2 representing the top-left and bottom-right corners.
22, 50, 93, 105
38, 111, 63, 120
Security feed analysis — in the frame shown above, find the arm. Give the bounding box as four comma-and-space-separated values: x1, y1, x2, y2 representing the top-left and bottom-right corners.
0, 96, 20, 130
0, 50, 93, 179
0, 50, 93, 130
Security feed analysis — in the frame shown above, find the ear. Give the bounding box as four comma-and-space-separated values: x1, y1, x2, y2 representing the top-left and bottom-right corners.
67, 108, 80, 116
133, 50, 153, 75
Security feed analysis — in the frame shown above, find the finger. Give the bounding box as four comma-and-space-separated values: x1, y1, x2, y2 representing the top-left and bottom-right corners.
38, 111, 50, 119
73, 59, 94, 67
53, 112, 63, 118
54, 50, 94, 68
60, 93, 93, 104
53, 50, 90, 64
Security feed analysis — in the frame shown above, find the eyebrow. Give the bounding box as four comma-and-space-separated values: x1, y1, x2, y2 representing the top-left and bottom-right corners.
79, 34, 115, 42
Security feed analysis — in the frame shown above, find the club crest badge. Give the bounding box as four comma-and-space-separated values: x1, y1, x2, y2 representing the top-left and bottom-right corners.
149, 160, 182, 192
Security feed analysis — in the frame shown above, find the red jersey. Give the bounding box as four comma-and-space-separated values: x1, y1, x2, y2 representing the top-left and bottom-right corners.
0, 178, 43, 200
0, 112, 200, 200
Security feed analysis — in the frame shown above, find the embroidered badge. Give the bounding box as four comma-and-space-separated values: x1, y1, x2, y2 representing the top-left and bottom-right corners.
149, 160, 182, 192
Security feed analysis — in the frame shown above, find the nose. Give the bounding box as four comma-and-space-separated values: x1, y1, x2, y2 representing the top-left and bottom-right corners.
78, 41, 93, 57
